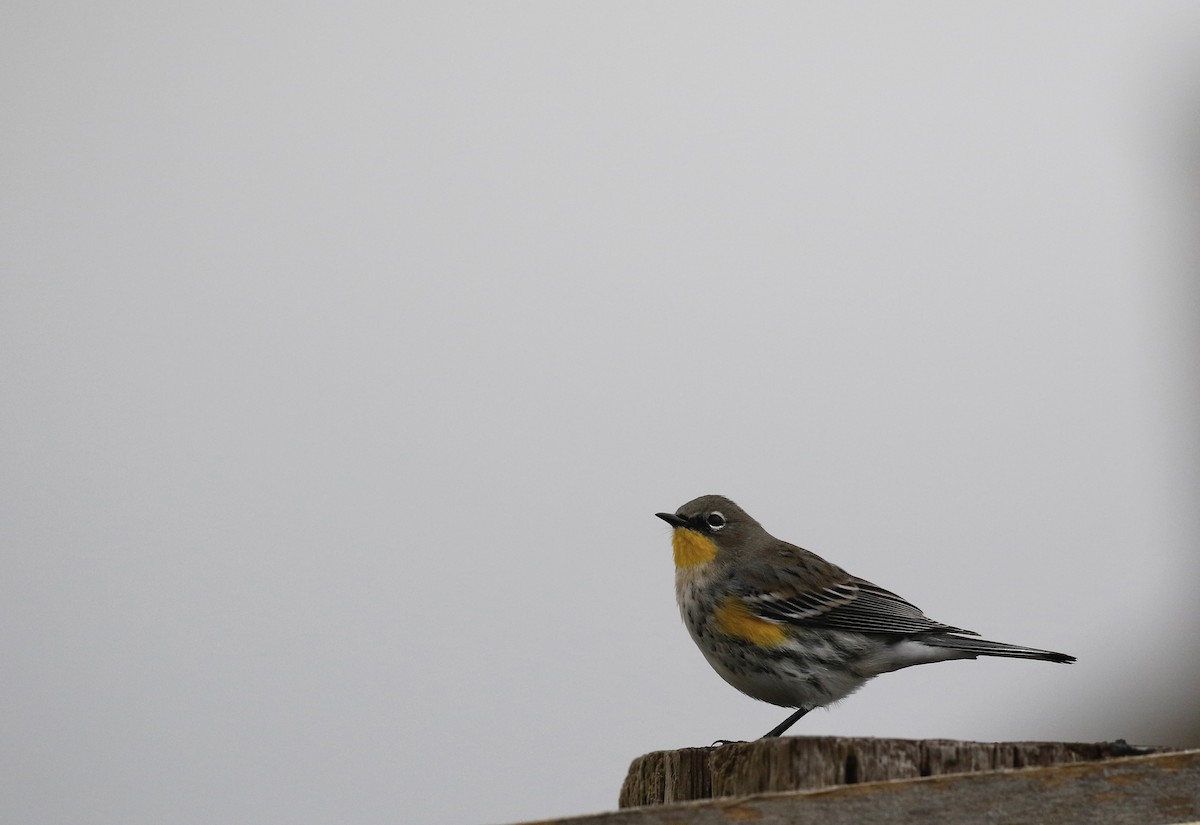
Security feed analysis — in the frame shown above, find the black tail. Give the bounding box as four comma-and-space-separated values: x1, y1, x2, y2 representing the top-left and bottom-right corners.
924, 634, 1075, 664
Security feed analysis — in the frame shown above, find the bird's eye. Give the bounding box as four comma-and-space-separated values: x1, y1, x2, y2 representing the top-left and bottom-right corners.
706, 511, 726, 530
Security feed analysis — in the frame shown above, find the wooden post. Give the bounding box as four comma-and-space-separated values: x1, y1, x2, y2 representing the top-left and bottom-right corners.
515, 748, 1200, 825
619, 736, 1175, 807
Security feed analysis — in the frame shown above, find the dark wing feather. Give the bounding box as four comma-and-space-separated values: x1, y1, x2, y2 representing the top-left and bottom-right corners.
738, 562, 977, 637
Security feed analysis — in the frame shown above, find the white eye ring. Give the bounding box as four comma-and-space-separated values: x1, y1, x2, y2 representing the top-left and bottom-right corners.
706, 511, 726, 531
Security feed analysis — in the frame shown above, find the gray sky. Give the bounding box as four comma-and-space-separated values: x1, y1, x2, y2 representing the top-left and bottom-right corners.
4, 4, 1200, 825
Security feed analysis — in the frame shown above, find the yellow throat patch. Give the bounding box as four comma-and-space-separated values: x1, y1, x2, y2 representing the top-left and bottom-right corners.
714, 596, 789, 648
671, 528, 717, 568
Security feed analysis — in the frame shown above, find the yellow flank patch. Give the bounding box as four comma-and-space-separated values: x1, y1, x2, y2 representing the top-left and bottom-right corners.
714, 597, 789, 648
671, 528, 717, 569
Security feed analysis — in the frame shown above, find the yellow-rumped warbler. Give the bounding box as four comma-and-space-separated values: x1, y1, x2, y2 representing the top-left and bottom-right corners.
656, 494, 1075, 738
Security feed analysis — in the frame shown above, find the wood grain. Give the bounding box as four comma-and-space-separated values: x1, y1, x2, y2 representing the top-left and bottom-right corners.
517, 750, 1200, 825
620, 736, 1172, 807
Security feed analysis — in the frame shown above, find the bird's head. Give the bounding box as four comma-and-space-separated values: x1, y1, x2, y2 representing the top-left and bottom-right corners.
656, 494, 762, 569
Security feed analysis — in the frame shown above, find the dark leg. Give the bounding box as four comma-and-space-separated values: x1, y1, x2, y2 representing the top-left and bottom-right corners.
762, 706, 810, 738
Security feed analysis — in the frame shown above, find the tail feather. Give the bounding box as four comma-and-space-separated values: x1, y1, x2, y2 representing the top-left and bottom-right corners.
923, 634, 1075, 664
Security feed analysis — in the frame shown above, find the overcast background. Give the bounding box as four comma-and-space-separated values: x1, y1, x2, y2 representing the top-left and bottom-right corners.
4, 4, 1200, 825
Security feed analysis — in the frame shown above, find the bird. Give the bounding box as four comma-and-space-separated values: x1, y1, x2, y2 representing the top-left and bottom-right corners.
656, 494, 1075, 739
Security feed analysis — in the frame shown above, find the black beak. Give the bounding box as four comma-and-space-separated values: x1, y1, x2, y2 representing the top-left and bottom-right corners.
655, 512, 688, 528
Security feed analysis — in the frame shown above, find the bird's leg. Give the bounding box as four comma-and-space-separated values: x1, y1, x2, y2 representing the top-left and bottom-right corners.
762, 707, 810, 738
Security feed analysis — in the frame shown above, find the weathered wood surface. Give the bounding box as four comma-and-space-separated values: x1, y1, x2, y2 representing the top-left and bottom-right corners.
520, 750, 1200, 825
619, 735, 1173, 807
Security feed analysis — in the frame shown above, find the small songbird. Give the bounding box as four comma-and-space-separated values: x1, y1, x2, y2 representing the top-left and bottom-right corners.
656, 494, 1075, 739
